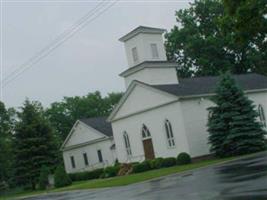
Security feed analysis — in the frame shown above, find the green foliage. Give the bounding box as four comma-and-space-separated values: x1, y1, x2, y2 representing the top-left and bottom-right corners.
54, 165, 72, 188
149, 158, 164, 169
38, 166, 50, 190
114, 159, 120, 167
0, 101, 14, 185
103, 166, 120, 178
132, 161, 151, 173
13, 100, 58, 189
162, 157, 177, 167
165, 0, 267, 78
45, 91, 123, 140
177, 153, 192, 165
69, 168, 104, 181
223, 0, 266, 44
207, 72, 266, 157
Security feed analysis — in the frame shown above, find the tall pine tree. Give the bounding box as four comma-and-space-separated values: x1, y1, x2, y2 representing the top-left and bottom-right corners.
0, 102, 14, 185
13, 100, 58, 189
207, 72, 266, 157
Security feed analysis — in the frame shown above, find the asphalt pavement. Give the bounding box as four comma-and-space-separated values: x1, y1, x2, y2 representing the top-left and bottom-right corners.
23, 151, 267, 200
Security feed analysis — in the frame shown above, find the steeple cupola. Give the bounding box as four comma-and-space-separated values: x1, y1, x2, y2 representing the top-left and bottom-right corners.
119, 26, 179, 88
119, 26, 167, 67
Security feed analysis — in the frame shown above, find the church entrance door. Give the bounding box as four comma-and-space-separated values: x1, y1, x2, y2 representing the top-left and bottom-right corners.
143, 138, 155, 160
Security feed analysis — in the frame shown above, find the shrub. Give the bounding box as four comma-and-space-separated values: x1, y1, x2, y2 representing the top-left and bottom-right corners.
103, 166, 120, 178
114, 159, 120, 167
177, 152, 192, 165
162, 157, 177, 167
38, 166, 50, 190
132, 160, 151, 173
69, 168, 104, 182
54, 165, 72, 188
149, 157, 164, 169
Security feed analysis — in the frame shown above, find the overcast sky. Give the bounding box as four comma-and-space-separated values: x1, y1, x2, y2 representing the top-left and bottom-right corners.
2, 0, 191, 108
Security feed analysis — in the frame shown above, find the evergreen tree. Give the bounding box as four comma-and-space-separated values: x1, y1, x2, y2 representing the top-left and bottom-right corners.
207, 72, 266, 157
38, 166, 50, 190
0, 102, 14, 186
13, 100, 58, 189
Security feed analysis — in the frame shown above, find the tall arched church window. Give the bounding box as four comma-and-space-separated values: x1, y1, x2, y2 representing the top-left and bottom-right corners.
165, 119, 175, 147
142, 124, 151, 139
258, 104, 266, 128
123, 131, 132, 156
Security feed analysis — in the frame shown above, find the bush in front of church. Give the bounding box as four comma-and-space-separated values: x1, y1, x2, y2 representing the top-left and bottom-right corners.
103, 166, 120, 178
177, 152, 192, 165
162, 157, 177, 167
149, 157, 164, 169
132, 160, 151, 173
54, 165, 72, 188
69, 168, 104, 181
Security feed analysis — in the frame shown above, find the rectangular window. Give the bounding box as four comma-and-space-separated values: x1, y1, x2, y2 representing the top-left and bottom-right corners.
97, 150, 103, 163
83, 153, 89, 166
131, 47, 139, 63
150, 43, 159, 58
70, 156, 76, 168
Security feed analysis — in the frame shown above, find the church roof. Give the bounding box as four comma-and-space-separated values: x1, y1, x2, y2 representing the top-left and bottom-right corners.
119, 61, 178, 77
80, 117, 113, 137
119, 26, 166, 42
151, 73, 267, 98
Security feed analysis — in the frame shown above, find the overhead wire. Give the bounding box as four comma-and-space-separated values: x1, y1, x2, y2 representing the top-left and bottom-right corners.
3, 0, 119, 88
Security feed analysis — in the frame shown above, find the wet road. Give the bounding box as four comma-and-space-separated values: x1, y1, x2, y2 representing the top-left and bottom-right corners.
24, 152, 267, 200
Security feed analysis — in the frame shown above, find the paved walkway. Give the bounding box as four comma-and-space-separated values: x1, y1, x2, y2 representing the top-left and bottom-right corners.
24, 152, 267, 200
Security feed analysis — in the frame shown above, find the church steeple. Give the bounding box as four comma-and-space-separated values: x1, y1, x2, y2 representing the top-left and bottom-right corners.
119, 26, 167, 67
119, 26, 179, 88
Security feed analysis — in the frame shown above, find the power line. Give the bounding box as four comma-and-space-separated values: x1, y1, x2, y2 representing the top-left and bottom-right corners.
3, 0, 107, 83
3, 0, 119, 88
3, 0, 106, 83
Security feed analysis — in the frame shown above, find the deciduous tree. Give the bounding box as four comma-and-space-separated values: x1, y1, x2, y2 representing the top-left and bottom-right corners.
165, 0, 267, 77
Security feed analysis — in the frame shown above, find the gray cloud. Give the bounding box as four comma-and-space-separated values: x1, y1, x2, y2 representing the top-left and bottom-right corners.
2, 0, 191, 108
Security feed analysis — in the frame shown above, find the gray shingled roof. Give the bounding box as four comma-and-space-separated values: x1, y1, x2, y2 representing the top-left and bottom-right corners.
152, 73, 267, 97
80, 117, 113, 137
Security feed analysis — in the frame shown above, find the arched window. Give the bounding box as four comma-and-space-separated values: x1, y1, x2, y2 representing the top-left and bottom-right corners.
142, 124, 151, 139
258, 104, 266, 128
165, 120, 175, 147
123, 132, 132, 156
208, 110, 213, 120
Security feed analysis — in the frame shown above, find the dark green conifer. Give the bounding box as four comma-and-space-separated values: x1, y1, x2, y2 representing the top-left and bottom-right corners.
208, 72, 266, 157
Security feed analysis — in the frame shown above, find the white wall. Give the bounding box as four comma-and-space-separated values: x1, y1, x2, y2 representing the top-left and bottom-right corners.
124, 67, 178, 88
115, 84, 178, 120
65, 121, 103, 147
63, 139, 116, 173
112, 101, 190, 163
180, 91, 267, 157
123, 33, 167, 67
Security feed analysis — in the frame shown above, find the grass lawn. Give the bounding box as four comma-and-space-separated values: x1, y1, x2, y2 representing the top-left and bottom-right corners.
0, 155, 248, 200
59, 157, 234, 190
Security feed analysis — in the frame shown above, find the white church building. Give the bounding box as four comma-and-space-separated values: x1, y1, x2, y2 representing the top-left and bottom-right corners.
62, 26, 267, 173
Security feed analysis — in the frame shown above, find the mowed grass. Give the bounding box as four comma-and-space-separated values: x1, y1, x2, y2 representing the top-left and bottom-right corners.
0, 155, 246, 200
58, 157, 234, 190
